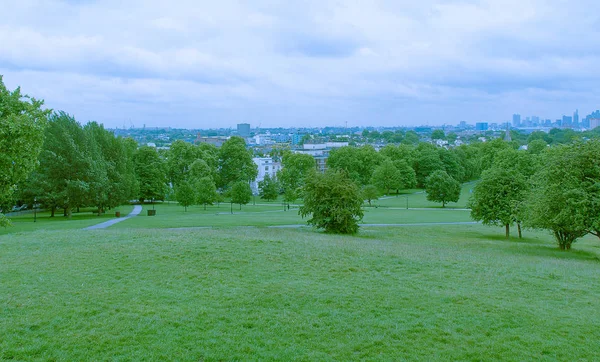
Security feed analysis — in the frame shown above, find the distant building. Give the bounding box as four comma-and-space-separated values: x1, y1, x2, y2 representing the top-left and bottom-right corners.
237, 123, 251, 137
562, 115, 573, 127
250, 157, 281, 195
195, 133, 228, 147
475, 122, 488, 131
590, 118, 600, 130
574, 109, 579, 127
512, 114, 521, 127
291, 134, 304, 145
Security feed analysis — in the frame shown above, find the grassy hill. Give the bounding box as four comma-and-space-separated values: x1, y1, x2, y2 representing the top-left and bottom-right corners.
1, 225, 599, 360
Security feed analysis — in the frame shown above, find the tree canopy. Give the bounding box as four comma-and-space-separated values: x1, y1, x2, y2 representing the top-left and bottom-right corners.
425, 170, 460, 207
299, 169, 364, 234
0, 77, 50, 224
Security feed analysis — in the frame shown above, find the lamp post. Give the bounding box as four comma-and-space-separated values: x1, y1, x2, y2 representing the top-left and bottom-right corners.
34, 197, 37, 223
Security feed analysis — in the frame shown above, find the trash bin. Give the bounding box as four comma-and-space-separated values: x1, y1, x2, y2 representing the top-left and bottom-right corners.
147, 209, 156, 216
115, 211, 121, 217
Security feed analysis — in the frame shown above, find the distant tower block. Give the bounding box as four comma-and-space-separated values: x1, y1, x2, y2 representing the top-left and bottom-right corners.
237, 123, 250, 137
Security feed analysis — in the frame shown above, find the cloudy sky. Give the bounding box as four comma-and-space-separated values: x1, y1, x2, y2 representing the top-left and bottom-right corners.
1, 0, 599, 129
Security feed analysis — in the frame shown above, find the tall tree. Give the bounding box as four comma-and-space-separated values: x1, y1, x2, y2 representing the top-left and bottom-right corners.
300, 169, 364, 234
327, 145, 382, 185
469, 168, 528, 238
278, 152, 315, 206
175, 180, 196, 211
218, 136, 257, 188
0, 77, 50, 225
371, 159, 402, 195
196, 177, 219, 210
134, 146, 167, 203
413, 143, 444, 187
229, 181, 252, 210
258, 174, 279, 201
524, 141, 600, 249
425, 170, 460, 207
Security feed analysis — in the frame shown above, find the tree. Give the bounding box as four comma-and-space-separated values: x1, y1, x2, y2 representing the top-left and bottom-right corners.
278, 152, 315, 207
218, 136, 258, 188
439, 148, 465, 182
134, 146, 167, 203
258, 174, 279, 201
431, 129, 445, 140
413, 143, 444, 187
523, 142, 600, 250
425, 170, 460, 207
371, 159, 402, 195
32, 112, 94, 217
327, 145, 382, 185
527, 139, 548, 155
299, 169, 364, 234
196, 177, 219, 210
230, 181, 252, 210
0, 77, 50, 225
175, 180, 196, 211
361, 185, 379, 206
394, 159, 417, 193
469, 168, 528, 238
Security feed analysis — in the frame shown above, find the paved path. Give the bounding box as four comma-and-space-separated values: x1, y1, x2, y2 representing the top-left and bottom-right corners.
84, 205, 142, 230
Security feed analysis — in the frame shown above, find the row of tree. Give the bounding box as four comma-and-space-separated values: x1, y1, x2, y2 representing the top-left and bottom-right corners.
469, 141, 600, 249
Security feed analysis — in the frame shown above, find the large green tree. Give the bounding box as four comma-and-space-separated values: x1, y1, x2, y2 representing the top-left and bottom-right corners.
258, 174, 279, 201
299, 169, 364, 234
371, 159, 402, 195
425, 170, 460, 207
134, 146, 167, 203
413, 143, 444, 187
469, 168, 528, 238
229, 181, 252, 210
278, 152, 315, 206
196, 177, 219, 210
175, 180, 196, 211
0, 77, 50, 225
218, 137, 257, 188
31, 112, 93, 217
523, 141, 600, 249
327, 145, 382, 185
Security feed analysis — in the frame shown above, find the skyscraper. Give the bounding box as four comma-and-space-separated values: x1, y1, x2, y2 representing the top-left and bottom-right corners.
512, 114, 521, 127
237, 123, 251, 137
573, 109, 579, 127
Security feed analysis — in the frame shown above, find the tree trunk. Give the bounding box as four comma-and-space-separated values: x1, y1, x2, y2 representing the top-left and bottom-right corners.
63, 208, 67, 217
77, 206, 80, 213
51, 207, 55, 218
204, 203, 206, 210
505, 224, 510, 238
517, 222, 522, 239
368, 200, 371, 206
442, 201, 446, 208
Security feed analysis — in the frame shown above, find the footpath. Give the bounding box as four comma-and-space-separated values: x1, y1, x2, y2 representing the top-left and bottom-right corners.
84, 205, 142, 230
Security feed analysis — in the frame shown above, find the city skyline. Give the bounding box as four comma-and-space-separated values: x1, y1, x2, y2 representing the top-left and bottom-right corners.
1, 1, 599, 129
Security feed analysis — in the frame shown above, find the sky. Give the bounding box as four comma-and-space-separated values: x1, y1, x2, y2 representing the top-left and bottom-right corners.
1, 0, 599, 129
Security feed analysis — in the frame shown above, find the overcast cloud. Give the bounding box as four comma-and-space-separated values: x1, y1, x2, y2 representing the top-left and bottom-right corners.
1, 0, 599, 128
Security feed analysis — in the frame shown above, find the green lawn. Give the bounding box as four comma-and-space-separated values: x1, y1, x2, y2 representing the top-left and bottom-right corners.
376, 182, 476, 209
1, 225, 599, 360
0, 204, 134, 235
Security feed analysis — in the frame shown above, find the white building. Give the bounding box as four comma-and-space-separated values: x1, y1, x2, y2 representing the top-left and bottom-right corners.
250, 157, 282, 195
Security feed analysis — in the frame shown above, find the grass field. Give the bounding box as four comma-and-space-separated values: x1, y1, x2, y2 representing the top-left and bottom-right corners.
0, 205, 135, 235
1, 225, 599, 360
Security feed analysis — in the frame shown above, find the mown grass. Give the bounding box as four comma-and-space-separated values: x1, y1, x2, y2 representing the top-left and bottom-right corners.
0, 205, 134, 235
1, 225, 599, 360
376, 182, 476, 209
